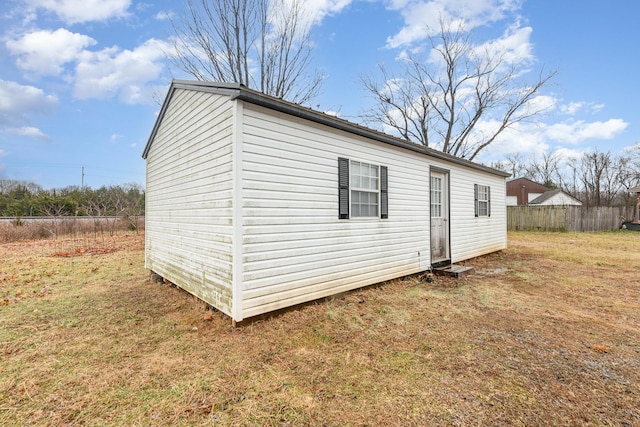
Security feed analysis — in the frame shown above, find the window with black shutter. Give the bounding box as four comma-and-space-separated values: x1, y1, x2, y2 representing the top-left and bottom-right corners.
338, 158, 388, 219
475, 184, 491, 217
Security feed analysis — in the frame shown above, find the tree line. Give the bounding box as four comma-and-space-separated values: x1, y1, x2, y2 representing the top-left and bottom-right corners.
492, 146, 640, 207
0, 180, 145, 219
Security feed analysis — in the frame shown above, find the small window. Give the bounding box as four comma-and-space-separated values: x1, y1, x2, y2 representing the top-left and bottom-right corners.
338, 158, 388, 219
430, 176, 442, 218
351, 161, 379, 217
474, 184, 491, 217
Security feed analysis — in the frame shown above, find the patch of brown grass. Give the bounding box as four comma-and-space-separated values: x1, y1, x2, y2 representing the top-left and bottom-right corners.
0, 217, 141, 244
1, 230, 639, 425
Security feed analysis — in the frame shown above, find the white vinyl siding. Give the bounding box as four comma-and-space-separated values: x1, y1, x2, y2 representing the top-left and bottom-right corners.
450, 174, 506, 262
144, 88, 235, 315
144, 83, 508, 322
239, 104, 430, 318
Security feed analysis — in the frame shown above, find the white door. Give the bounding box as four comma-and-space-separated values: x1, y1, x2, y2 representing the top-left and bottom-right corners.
430, 171, 450, 264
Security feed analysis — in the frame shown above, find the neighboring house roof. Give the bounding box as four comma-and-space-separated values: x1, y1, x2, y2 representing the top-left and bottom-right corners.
630, 185, 640, 193
528, 189, 582, 205
506, 177, 549, 190
507, 177, 542, 185
506, 177, 550, 205
142, 80, 510, 178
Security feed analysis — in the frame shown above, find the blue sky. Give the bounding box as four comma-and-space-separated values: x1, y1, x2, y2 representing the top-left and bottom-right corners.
1, 0, 638, 189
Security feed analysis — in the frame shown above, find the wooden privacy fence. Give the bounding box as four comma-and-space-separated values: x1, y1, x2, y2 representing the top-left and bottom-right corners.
507, 206, 636, 232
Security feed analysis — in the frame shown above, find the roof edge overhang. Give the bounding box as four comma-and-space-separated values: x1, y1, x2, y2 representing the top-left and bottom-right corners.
142, 80, 243, 159
142, 80, 510, 178
528, 189, 583, 205
230, 90, 509, 177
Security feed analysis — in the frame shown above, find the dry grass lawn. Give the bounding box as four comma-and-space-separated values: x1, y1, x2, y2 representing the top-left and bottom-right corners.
1, 231, 639, 426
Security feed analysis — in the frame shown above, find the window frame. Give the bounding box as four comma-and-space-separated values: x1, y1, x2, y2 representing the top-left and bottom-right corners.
430, 175, 443, 218
350, 160, 380, 218
338, 157, 388, 220
474, 184, 491, 217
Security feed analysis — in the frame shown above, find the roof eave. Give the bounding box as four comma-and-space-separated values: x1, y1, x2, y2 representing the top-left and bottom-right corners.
143, 80, 510, 178
141, 80, 244, 159
230, 88, 510, 178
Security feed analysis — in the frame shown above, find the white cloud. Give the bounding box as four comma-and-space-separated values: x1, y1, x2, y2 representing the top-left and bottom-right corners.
479, 121, 550, 157
471, 23, 533, 66
298, 0, 353, 25
267, 0, 352, 32
386, 0, 523, 48
73, 38, 170, 104
546, 119, 628, 144
6, 28, 96, 76
622, 142, 640, 154
110, 133, 124, 143
5, 126, 50, 141
553, 146, 584, 161
5, 24, 169, 105
478, 116, 628, 160
24, 0, 131, 24
519, 94, 557, 117
559, 101, 604, 115
154, 11, 174, 21
0, 80, 58, 125
0, 81, 56, 140
560, 101, 583, 115
386, 2, 445, 48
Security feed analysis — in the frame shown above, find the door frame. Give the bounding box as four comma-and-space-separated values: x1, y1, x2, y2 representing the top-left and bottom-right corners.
430, 167, 451, 266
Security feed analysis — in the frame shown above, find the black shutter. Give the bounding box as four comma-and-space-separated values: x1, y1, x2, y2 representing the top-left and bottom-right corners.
474, 184, 478, 217
487, 186, 491, 217
338, 157, 349, 219
380, 166, 388, 219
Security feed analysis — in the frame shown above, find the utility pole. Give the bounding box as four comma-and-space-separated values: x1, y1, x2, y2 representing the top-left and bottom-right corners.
82, 166, 85, 188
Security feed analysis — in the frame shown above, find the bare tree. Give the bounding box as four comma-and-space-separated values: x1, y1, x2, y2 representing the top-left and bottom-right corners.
577, 150, 622, 207
522, 148, 639, 207
525, 151, 564, 189
40, 199, 67, 240
490, 152, 526, 178
617, 143, 640, 205
120, 183, 145, 233
106, 187, 128, 237
0, 179, 43, 195
85, 197, 106, 238
562, 157, 581, 198
361, 19, 556, 160
168, 0, 322, 104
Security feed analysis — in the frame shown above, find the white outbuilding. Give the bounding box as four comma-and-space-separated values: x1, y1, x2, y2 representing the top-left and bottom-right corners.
528, 189, 583, 206
142, 80, 510, 323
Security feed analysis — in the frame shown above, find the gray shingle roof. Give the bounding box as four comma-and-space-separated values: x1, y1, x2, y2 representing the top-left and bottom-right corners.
528, 189, 581, 205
